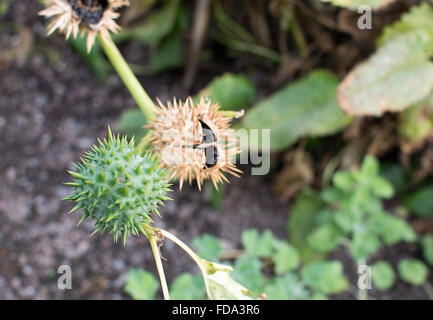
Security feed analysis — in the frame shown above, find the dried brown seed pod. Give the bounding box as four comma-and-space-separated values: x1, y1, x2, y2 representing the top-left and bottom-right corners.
147, 97, 242, 190
39, 0, 128, 52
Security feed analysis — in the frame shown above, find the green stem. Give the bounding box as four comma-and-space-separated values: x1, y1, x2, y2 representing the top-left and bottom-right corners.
158, 228, 205, 271
148, 233, 170, 300
98, 36, 155, 120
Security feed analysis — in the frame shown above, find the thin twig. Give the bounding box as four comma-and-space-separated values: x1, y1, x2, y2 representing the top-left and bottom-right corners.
148, 233, 170, 300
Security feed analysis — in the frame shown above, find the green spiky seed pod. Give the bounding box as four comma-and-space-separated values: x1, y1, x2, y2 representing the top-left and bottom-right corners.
64, 128, 171, 244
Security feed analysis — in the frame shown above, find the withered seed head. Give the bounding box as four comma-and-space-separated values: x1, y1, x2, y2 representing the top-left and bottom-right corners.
39, 0, 128, 52
147, 97, 242, 190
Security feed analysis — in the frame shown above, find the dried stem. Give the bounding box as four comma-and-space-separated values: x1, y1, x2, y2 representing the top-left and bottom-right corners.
148, 233, 170, 300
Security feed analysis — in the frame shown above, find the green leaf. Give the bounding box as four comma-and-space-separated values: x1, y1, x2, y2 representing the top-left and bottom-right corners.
404, 186, 433, 218
333, 171, 357, 192
338, 30, 433, 116
361, 155, 380, 177
398, 91, 433, 145
231, 256, 263, 294
192, 234, 222, 262
241, 229, 276, 258
371, 261, 395, 291
301, 261, 348, 294
381, 216, 416, 245
272, 241, 300, 274
199, 73, 256, 111
147, 21, 184, 73
420, 235, 433, 266
378, 3, 433, 46
288, 188, 326, 262
307, 224, 341, 254
263, 273, 309, 300
170, 273, 206, 300
349, 233, 381, 261
115, 108, 147, 140
369, 177, 394, 199
124, 269, 159, 300
319, 0, 394, 10
116, 0, 180, 46
243, 70, 352, 151
398, 259, 429, 286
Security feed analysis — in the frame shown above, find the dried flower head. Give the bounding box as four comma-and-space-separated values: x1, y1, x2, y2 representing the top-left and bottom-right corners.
64, 128, 171, 245
147, 97, 242, 190
39, 0, 128, 52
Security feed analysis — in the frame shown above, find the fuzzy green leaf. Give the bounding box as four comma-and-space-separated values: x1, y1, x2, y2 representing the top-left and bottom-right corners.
338, 30, 433, 116
378, 3, 433, 46
200, 73, 256, 111
243, 70, 352, 151
319, 0, 394, 10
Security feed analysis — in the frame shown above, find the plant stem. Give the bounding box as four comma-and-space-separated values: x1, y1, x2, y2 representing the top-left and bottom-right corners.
158, 228, 205, 272
148, 233, 170, 300
98, 36, 155, 120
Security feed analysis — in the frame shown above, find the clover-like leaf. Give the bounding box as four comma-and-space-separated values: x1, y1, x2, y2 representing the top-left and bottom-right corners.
371, 261, 395, 291
124, 269, 159, 300
241, 229, 276, 258
301, 261, 348, 294
170, 273, 206, 300
307, 224, 341, 254
192, 234, 222, 262
231, 256, 263, 295
263, 273, 309, 300
272, 241, 300, 274
398, 259, 429, 286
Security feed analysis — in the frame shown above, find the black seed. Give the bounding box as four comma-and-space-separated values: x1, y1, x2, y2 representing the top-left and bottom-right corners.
204, 146, 218, 168
199, 120, 216, 144
69, 0, 108, 25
